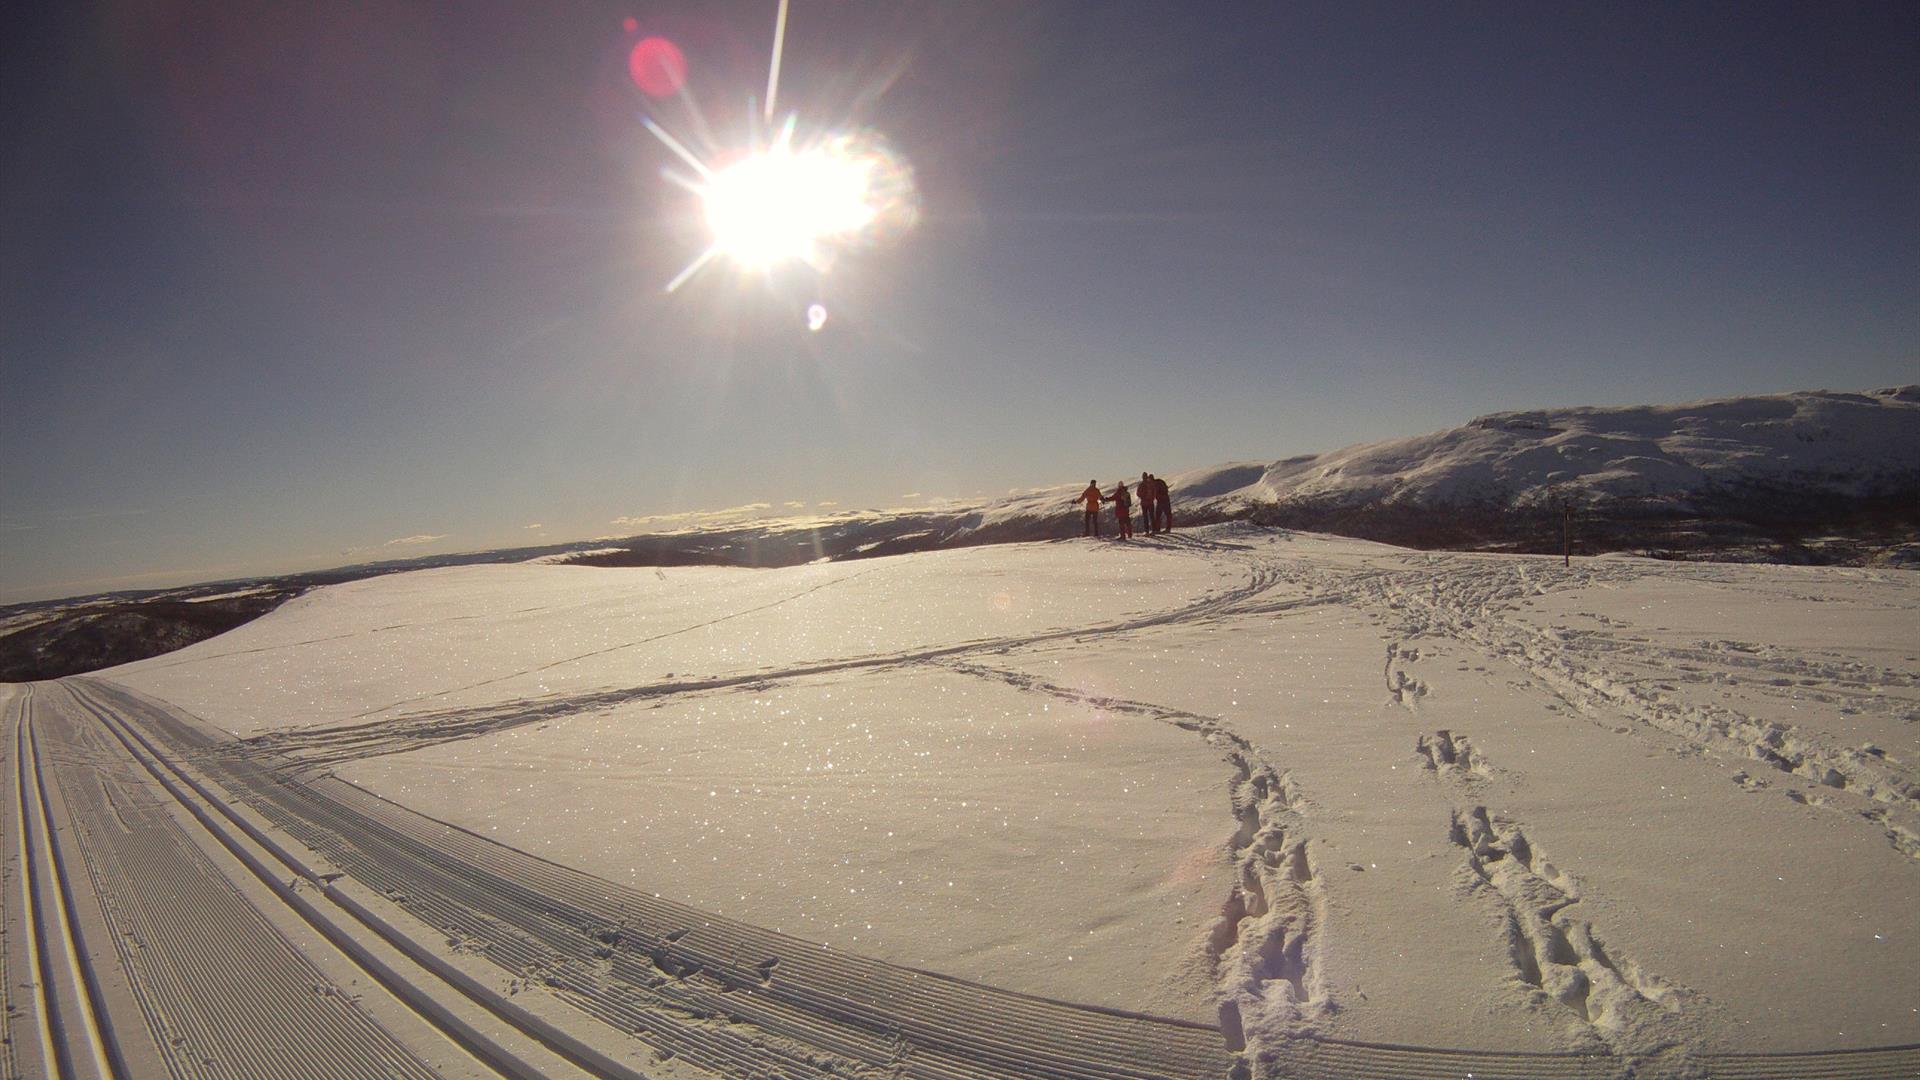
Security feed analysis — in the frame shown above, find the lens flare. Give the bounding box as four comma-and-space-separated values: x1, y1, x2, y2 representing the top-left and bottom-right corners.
628, 37, 687, 98
807, 304, 828, 331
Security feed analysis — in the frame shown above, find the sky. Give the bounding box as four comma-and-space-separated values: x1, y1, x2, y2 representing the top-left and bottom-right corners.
3, 0, 1915, 603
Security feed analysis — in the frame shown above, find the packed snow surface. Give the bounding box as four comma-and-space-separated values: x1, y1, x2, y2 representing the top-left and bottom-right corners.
109, 526, 1920, 1056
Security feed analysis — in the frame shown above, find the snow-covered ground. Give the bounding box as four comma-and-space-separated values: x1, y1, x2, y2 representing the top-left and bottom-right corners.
106, 526, 1920, 1059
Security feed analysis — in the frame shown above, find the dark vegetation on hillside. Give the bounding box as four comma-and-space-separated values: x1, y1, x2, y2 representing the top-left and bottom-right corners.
0, 592, 299, 682
1243, 485, 1920, 566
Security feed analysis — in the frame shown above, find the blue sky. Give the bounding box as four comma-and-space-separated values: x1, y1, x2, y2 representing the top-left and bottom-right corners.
3, 1, 1914, 602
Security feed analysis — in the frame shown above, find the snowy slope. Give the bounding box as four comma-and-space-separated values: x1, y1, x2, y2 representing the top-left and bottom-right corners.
103, 527, 1920, 1063
1178, 384, 1920, 511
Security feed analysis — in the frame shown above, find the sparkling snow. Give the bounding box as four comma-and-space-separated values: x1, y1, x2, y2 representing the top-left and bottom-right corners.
108, 525, 1920, 1054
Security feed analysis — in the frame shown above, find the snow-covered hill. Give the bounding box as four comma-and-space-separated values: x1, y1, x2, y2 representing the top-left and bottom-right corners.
580, 386, 1920, 569
1171, 383, 1920, 512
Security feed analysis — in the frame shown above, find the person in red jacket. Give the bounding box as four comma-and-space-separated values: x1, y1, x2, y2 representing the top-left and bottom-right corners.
1109, 480, 1134, 539
1074, 480, 1106, 537
1138, 472, 1159, 535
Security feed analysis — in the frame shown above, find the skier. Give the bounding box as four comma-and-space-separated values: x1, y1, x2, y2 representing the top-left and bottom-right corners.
1110, 480, 1134, 539
1138, 472, 1158, 535
1075, 480, 1106, 537
1153, 474, 1173, 532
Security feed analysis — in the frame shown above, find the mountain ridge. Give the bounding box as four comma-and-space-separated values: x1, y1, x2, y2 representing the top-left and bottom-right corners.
6, 386, 1916, 681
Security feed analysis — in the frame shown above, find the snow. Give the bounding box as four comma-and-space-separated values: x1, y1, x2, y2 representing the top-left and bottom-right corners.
1187, 385, 1920, 510
521, 547, 626, 564
105, 525, 1920, 1057
182, 586, 276, 603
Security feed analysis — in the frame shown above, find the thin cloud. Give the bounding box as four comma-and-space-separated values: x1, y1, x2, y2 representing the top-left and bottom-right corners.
384, 533, 448, 547
899, 492, 922, 500
524, 522, 544, 529
784, 501, 806, 509
611, 503, 776, 530
816, 501, 839, 507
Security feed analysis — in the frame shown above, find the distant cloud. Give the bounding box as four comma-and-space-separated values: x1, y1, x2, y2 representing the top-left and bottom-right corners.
784, 501, 806, 509
816, 501, 839, 508
2, 506, 148, 530
384, 533, 447, 547
610, 503, 777, 531
524, 522, 544, 530
899, 492, 922, 500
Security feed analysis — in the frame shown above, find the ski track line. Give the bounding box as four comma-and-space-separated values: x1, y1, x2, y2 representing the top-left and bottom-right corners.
1330, 554, 1920, 862
247, 556, 1300, 771
11, 682, 125, 1080
75, 676, 1236, 1080
58, 679, 656, 1080
1, 688, 18, 1080
935, 661, 1327, 1073
57, 674, 1920, 1075
350, 564, 892, 721
43, 679, 541, 1078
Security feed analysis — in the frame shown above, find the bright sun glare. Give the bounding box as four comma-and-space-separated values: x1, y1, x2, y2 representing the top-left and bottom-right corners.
636, 1, 916, 294
702, 139, 880, 269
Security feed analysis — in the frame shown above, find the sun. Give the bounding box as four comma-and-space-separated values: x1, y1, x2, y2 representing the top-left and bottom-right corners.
701, 137, 882, 270
634, 2, 917, 296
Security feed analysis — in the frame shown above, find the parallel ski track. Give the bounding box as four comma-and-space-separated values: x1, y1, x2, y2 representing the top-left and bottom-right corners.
34, 683, 463, 1079
11, 683, 122, 1079
1, 689, 19, 1080
78, 677, 1233, 1080
57, 680, 645, 1080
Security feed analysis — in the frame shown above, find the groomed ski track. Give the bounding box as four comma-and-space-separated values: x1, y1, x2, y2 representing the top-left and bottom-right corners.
0, 674, 1909, 1078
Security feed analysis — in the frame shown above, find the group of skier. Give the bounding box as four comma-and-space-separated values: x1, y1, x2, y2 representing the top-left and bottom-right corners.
1075, 473, 1173, 540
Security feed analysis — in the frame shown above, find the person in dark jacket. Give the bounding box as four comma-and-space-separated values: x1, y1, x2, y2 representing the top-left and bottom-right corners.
1153, 474, 1173, 532
1110, 480, 1133, 539
1075, 480, 1106, 537
1138, 472, 1158, 535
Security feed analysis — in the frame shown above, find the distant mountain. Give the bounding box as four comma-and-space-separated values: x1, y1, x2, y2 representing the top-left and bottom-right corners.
630, 385, 1920, 567
1177, 384, 1920, 514
8, 386, 1917, 683
1154, 384, 1920, 561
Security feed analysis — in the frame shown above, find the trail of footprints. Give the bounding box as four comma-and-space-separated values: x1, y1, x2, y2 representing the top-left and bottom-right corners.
1415, 728, 1488, 779
1384, 642, 1429, 708
1420, 729, 1684, 1040
1448, 807, 1682, 1036
1208, 749, 1323, 1059
936, 661, 1328, 1065
1359, 559, 1920, 862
